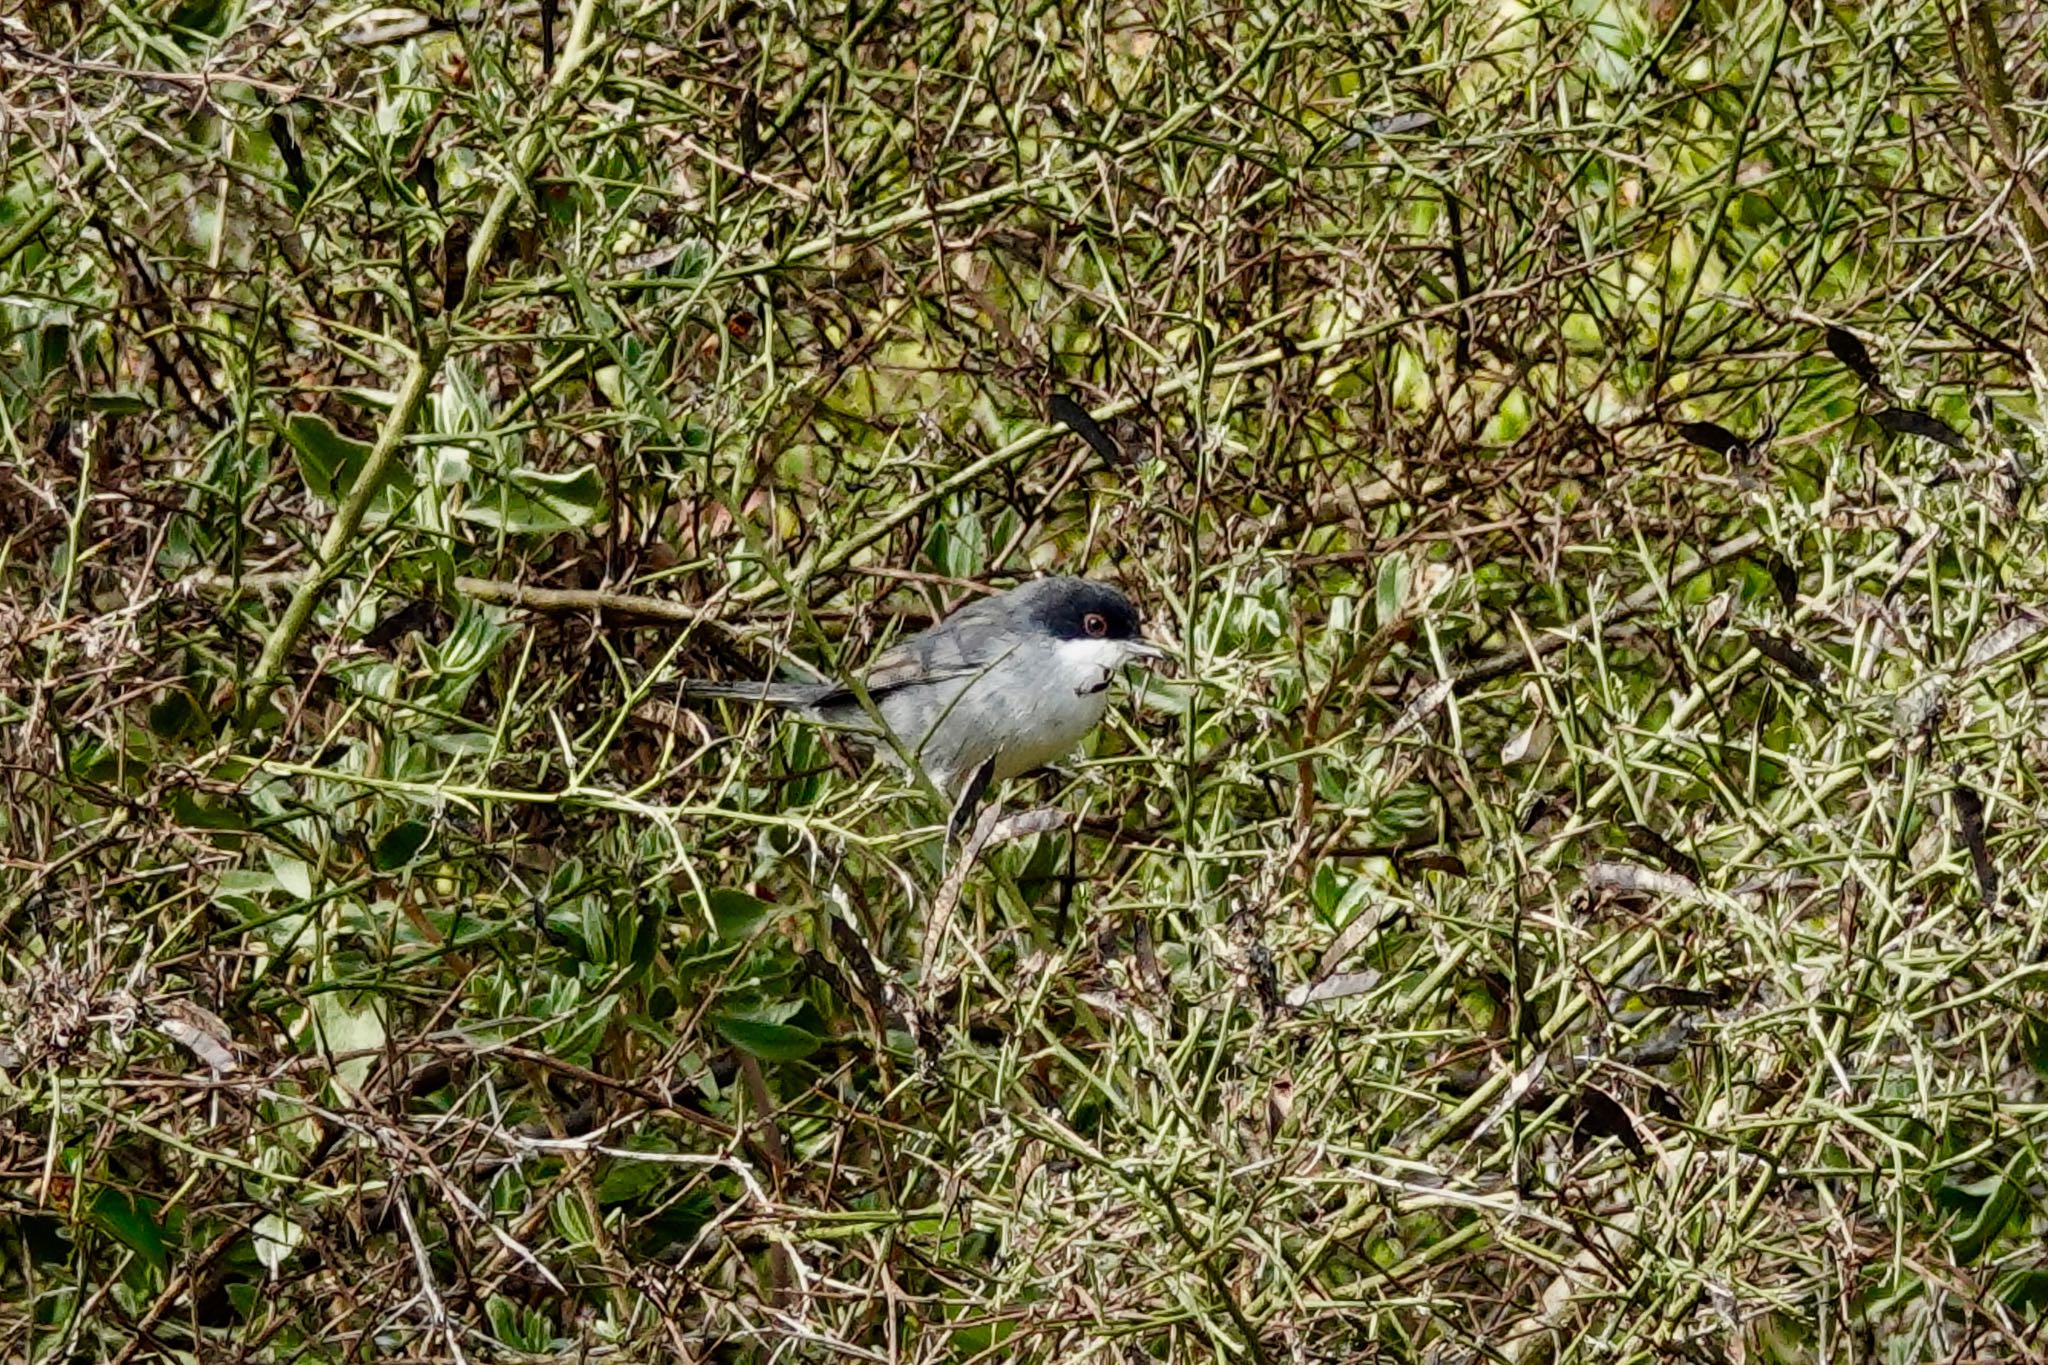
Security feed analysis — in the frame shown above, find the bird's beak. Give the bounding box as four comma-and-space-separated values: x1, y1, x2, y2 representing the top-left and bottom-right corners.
1123, 636, 1169, 665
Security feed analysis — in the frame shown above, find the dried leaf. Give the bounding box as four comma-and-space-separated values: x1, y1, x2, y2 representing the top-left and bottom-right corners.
1625, 825, 1702, 882
1048, 393, 1126, 466
614, 242, 692, 275
1386, 677, 1454, 739
1470, 1049, 1551, 1141
1519, 788, 1574, 834
1728, 869, 1821, 900
827, 916, 893, 1027
1131, 916, 1172, 1000
987, 808, 1069, 846
1892, 672, 1951, 737
1825, 326, 1886, 391
1746, 629, 1827, 687
1501, 719, 1549, 765
153, 1000, 239, 1074
1230, 913, 1280, 1019
1583, 860, 1699, 900
1954, 783, 1998, 905
1763, 553, 1799, 611
1962, 614, 2045, 674
362, 598, 439, 649
1076, 989, 1164, 1038
1284, 970, 1383, 1008
1402, 852, 1469, 878
1874, 407, 1968, 450
1641, 984, 1725, 1007
1572, 1085, 1647, 1160
1694, 588, 1735, 646
1312, 904, 1388, 985
1363, 109, 1439, 136
1674, 420, 1750, 460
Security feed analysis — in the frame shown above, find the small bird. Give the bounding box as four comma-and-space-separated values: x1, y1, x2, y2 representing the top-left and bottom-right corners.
678, 576, 1165, 812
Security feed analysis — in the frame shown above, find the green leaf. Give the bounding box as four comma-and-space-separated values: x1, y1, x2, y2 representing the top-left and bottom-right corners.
266, 850, 314, 900
87, 1188, 169, 1278
68, 737, 121, 783
596, 1137, 677, 1205
280, 412, 416, 514
705, 888, 771, 942
484, 1294, 555, 1351
1949, 1159, 2026, 1263
372, 820, 432, 871
280, 412, 368, 502
459, 463, 605, 533
712, 1012, 822, 1062
2020, 1013, 2048, 1078
643, 1189, 717, 1248
167, 0, 233, 38
422, 731, 500, 757
552, 1189, 598, 1248
173, 789, 252, 832
147, 690, 207, 742
485, 1295, 523, 1347
1376, 555, 1405, 628
627, 898, 663, 979
303, 991, 386, 1092
1996, 1268, 2048, 1315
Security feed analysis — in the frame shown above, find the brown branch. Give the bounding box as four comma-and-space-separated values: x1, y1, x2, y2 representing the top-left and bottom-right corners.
181, 568, 736, 632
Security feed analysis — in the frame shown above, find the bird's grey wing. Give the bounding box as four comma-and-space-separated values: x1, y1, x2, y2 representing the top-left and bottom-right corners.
682, 593, 1014, 712
810, 597, 1019, 705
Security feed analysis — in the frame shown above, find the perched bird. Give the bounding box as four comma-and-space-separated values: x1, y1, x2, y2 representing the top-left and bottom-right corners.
678, 576, 1165, 811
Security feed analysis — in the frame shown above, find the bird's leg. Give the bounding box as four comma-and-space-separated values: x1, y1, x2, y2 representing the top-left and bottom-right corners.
1054, 820, 1077, 942
925, 804, 1064, 991
948, 756, 997, 842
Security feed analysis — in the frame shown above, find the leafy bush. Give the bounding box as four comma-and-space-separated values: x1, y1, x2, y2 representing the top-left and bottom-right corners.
6, 0, 2048, 1358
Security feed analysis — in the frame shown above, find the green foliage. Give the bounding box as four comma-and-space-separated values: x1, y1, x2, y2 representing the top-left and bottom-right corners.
8, 0, 2048, 1358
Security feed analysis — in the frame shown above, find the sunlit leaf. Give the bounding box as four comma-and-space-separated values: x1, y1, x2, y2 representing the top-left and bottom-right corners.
281, 411, 417, 513
459, 463, 605, 533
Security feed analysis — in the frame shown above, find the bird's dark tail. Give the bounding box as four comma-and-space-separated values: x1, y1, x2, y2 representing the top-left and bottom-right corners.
677, 679, 820, 706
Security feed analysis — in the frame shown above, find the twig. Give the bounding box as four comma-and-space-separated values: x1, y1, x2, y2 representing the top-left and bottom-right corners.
922, 802, 1005, 984
180, 568, 732, 630
233, 0, 613, 733
1451, 529, 1765, 692
921, 806, 1069, 987
394, 1179, 470, 1365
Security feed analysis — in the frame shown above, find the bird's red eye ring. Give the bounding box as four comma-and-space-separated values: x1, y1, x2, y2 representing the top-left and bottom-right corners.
1083, 612, 1109, 638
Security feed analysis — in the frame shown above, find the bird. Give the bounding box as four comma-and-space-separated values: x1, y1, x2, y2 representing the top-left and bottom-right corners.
675, 576, 1166, 815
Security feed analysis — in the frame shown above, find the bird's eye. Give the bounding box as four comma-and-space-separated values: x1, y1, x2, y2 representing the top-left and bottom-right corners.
1082, 612, 1109, 638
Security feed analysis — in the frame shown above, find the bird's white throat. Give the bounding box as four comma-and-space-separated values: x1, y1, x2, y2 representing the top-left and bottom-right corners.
1052, 636, 1137, 695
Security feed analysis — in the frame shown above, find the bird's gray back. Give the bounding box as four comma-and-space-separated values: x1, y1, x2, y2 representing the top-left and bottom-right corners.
810, 590, 1024, 703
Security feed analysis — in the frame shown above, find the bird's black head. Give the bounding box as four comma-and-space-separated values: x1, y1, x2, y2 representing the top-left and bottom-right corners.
1018, 576, 1146, 643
